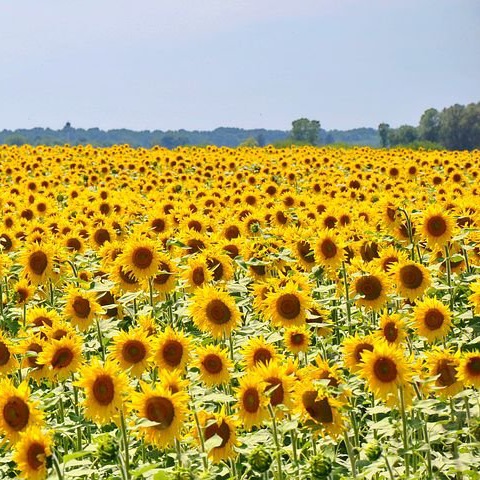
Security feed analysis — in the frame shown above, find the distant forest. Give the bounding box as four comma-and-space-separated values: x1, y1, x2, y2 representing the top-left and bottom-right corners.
0, 125, 380, 149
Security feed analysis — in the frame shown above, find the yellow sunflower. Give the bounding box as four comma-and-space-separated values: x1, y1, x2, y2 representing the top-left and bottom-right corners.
393, 260, 431, 301
375, 313, 406, 345
64, 286, 103, 331
158, 369, 190, 394
19, 242, 56, 285
468, 279, 480, 315
189, 286, 241, 339
314, 231, 344, 270
425, 347, 463, 398
194, 344, 232, 386
151, 254, 177, 294
118, 237, 160, 280
0, 380, 44, 443
284, 325, 311, 354
254, 361, 294, 412
421, 206, 454, 248
265, 282, 310, 328
236, 374, 269, 430
75, 359, 130, 425
109, 259, 142, 293
351, 268, 390, 311
26, 307, 60, 340
242, 336, 279, 370
12, 278, 35, 306
181, 254, 212, 291
13, 427, 52, 480
0, 331, 19, 376
153, 327, 192, 372
20, 338, 47, 383
109, 327, 153, 377
412, 297, 452, 342
457, 351, 480, 389
130, 381, 188, 449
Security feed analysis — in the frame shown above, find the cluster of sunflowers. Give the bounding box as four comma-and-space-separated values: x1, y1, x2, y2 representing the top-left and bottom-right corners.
0, 144, 479, 480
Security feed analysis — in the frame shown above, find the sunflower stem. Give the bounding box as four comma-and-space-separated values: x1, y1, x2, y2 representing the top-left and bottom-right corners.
399, 386, 410, 477
421, 414, 433, 479
120, 408, 131, 480
341, 261, 353, 335
193, 410, 209, 471
0, 282, 3, 318
175, 438, 182, 467
23, 302, 26, 328
71, 376, 82, 451
268, 403, 283, 480
445, 245, 455, 312
52, 451, 64, 480
384, 454, 395, 480
49, 279, 55, 306
343, 429, 357, 477
96, 319, 106, 361
148, 278, 154, 309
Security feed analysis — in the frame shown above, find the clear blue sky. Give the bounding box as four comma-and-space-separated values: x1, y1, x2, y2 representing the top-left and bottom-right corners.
1, 0, 479, 131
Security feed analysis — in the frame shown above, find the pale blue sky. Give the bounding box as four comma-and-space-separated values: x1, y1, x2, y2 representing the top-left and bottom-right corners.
1, 0, 479, 131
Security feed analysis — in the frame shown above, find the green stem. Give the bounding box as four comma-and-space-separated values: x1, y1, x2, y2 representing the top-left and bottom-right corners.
399, 386, 410, 477
52, 451, 64, 480
341, 261, 353, 335
343, 430, 357, 477
193, 410, 208, 471
268, 404, 283, 480
120, 409, 131, 480
96, 319, 105, 361
175, 438, 182, 467
0, 282, 4, 318
445, 245, 455, 312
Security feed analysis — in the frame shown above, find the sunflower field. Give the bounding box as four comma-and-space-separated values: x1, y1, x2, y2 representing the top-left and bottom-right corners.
0, 144, 479, 480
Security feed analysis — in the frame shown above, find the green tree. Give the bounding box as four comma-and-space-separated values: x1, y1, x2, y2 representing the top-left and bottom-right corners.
378, 123, 390, 147
291, 118, 321, 144
419, 108, 440, 143
389, 125, 418, 146
439, 104, 465, 150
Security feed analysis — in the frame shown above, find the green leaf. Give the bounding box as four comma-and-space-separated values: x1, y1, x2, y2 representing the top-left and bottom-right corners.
204, 433, 223, 451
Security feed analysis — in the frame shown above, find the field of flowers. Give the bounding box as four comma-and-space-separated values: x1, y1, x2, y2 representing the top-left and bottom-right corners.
0, 144, 479, 480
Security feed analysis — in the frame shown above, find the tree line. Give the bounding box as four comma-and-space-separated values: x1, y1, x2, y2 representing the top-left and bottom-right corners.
379, 102, 480, 150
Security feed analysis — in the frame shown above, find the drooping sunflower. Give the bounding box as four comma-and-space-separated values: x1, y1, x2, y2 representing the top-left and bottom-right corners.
236, 374, 269, 430
375, 313, 406, 345
194, 344, 233, 386
265, 282, 310, 328
189, 286, 241, 339
36, 334, 83, 381
0, 331, 19, 375
314, 231, 344, 270
153, 327, 192, 372
109, 327, 153, 377
425, 347, 463, 398
358, 342, 413, 406
64, 286, 103, 331
393, 260, 431, 301
0, 380, 43, 443
75, 359, 130, 425
284, 325, 311, 355
13, 426, 52, 480
421, 206, 454, 248
130, 382, 188, 449
457, 351, 480, 389
118, 237, 160, 280
351, 268, 390, 311
412, 297, 452, 342
242, 336, 279, 370
19, 242, 56, 285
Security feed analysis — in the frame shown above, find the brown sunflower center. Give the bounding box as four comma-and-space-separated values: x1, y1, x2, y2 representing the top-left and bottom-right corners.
0, 342, 11, 366
320, 239, 337, 259
92, 375, 115, 405
426, 216, 447, 237
302, 391, 333, 423
146, 396, 174, 430
192, 267, 205, 286
356, 276, 382, 301
207, 258, 224, 281
122, 340, 147, 364
276, 294, 301, 320
225, 225, 240, 240
436, 360, 457, 387
132, 247, 154, 270
17, 287, 29, 302
400, 265, 423, 289
290, 333, 306, 346
162, 340, 183, 367
27, 343, 43, 368
373, 357, 397, 383
66, 238, 82, 251
466, 356, 480, 376
205, 419, 231, 448
26, 442, 45, 470
28, 251, 48, 275
243, 388, 260, 413
94, 228, 111, 246
119, 267, 138, 285
206, 299, 232, 325
424, 308, 444, 330
52, 329, 68, 340
154, 262, 171, 285
265, 377, 284, 406
382, 256, 398, 272
3, 397, 29, 431
253, 348, 272, 366
51, 347, 74, 369
72, 296, 91, 319
151, 218, 166, 233
383, 322, 398, 342
202, 354, 223, 374
297, 241, 314, 263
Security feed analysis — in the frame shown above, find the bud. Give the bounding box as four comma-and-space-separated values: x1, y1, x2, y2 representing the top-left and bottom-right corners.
248, 445, 273, 473
172, 466, 195, 480
308, 454, 332, 479
364, 439, 382, 461
96, 435, 119, 464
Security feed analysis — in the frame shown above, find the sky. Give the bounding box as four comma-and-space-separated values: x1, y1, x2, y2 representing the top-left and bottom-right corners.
1, 0, 479, 132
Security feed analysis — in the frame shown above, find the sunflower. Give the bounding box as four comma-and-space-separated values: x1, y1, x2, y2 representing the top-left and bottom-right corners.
375, 313, 406, 345
265, 282, 310, 328
358, 342, 413, 406
130, 382, 188, 449
109, 259, 142, 293
198, 409, 238, 464
205, 249, 235, 282
26, 307, 60, 340
468, 279, 480, 315
314, 231, 344, 270
20, 338, 47, 383
351, 268, 390, 311
36, 334, 83, 381
242, 336, 279, 370
294, 380, 346, 439
284, 325, 311, 354
457, 351, 480, 389
13, 278, 35, 305
254, 361, 294, 411
158, 369, 190, 394
118, 237, 160, 280
375, 245, 408, 274
421, 206, 454, 248
153, 327, 192, 372
412, 297, 452, 342
236, 374, 269, 430
394, 260, 431, 301
189, 286, 241, 339
0, 380, 43, 443
13, 427, 52, 480
109, 327, 153, 377
20, 242, 56, 284
64, 286, 103, 331
151, 254, 177, 294
75, 359, 130, 425
0, 331, 19, 375
425, 348, 463, 398
181, 254, 212, 291
194, 344, 232, 386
